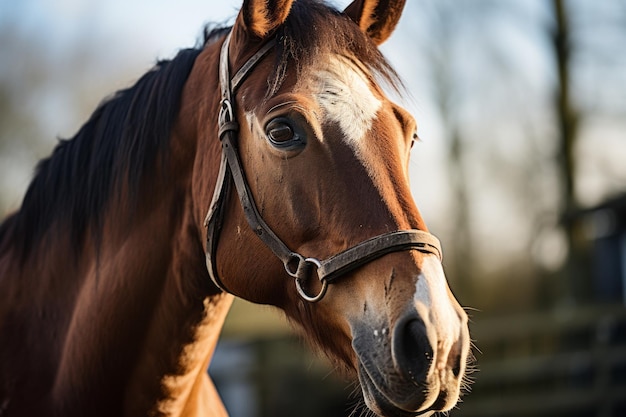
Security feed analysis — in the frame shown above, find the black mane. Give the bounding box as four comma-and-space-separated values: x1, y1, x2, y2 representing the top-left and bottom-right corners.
0, 45, 204, 259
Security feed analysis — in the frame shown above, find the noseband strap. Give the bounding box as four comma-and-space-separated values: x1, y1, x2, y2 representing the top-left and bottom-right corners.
205, 31, 443, 302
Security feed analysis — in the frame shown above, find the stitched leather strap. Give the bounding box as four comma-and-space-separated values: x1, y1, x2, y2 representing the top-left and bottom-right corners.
317, 230, 442, 284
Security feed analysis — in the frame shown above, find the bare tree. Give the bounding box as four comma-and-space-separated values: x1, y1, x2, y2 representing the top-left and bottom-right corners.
549, 0, 586, 303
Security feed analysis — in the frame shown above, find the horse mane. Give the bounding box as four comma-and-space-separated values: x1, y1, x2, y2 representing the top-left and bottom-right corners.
0, 43, 208, 260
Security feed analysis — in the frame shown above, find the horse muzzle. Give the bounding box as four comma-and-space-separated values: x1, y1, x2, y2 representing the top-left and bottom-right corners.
351, 261, 470, 416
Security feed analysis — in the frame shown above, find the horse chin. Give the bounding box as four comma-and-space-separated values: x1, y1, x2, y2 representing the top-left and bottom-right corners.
357, 361, 437, 417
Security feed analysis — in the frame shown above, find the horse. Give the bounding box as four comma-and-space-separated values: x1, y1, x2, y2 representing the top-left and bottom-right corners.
0, 1, 471, 416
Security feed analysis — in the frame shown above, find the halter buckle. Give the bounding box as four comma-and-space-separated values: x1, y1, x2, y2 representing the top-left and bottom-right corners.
285, 254, 328, 303
219, 97, 233, 122
218, 98, 239, 139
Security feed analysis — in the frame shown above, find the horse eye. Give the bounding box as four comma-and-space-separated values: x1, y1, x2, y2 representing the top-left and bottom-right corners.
267, 121, 294, 143
264, 118, 306, 152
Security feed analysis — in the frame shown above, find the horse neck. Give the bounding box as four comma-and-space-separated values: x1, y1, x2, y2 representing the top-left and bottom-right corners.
0, 134, 232, 416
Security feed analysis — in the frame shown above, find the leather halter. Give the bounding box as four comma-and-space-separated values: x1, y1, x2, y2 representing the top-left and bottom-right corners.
204, 32, 443, 302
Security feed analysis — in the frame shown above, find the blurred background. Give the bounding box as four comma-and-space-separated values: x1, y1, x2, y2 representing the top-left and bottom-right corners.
1, 0, 625, 416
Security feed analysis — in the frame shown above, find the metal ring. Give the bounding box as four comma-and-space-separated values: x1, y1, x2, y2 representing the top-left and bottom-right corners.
294, 258, 327, 303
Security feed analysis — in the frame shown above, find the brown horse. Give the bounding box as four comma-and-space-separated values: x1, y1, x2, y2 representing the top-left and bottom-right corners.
0, 1, 471, 416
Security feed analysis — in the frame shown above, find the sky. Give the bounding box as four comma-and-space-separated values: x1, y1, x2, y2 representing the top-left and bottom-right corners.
0, 0, 245, 79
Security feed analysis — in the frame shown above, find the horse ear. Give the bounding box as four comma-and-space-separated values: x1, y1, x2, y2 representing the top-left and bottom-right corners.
237, 0, 295, 38
343, 0, 407, 45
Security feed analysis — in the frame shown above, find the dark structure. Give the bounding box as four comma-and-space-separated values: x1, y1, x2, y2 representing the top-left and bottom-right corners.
574, 193, 626, 304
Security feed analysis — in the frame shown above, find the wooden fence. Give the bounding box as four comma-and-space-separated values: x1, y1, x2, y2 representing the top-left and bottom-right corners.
456, 305, 626, 417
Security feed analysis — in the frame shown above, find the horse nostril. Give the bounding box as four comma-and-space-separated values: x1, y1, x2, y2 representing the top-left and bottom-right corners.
447, 332, 466, 378
451, 353, 462, 377
392, 316, 434, 384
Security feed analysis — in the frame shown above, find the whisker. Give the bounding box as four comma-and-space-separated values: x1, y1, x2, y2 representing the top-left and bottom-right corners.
470, 339, 482, 356
321, 364, 341, 381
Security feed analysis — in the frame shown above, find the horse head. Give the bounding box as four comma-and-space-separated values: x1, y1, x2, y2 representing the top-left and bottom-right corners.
187, 1, 472, 415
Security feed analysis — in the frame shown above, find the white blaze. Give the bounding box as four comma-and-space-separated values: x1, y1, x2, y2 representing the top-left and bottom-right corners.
415, 257, 457, 324
311, 56, 382, 146
414, 256, 462, 369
